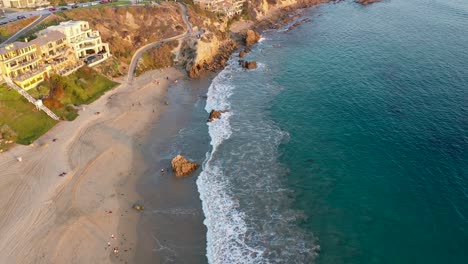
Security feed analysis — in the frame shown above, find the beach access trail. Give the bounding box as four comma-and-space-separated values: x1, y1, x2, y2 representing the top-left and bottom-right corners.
127, 2, 193, 83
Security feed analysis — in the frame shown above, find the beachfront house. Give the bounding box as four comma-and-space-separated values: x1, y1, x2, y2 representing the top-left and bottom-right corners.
39, 21, 110, 67
0, 42, 50, 90
0, 20, 110, 90
30, 31, 83, 76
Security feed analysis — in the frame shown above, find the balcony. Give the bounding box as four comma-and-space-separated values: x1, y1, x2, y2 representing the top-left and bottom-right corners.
2, 48, 36, 63
57, 61, 84, 76
13, 66, 47, 82
10, 57, 41, 70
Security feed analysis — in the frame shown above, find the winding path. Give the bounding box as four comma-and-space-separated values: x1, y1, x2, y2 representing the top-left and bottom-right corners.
127, 3, 192, 83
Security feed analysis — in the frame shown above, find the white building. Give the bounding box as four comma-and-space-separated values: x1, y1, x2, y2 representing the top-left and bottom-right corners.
39, 20, 110, 67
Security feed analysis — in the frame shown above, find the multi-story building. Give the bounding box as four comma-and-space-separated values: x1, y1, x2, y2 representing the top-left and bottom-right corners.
0, 42, 50, 90
30, 30, 82, 76
0, 20, 110, 90
39, 21, 110, 67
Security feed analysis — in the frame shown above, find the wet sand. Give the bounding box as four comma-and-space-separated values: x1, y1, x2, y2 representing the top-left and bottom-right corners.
0, 67, 207, 263
131, 77, 212, 264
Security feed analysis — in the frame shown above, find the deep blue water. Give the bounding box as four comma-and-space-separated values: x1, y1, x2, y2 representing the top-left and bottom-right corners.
198, 0, 468, 263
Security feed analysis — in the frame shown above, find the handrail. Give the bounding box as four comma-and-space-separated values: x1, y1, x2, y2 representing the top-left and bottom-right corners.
3, 77, 60, 121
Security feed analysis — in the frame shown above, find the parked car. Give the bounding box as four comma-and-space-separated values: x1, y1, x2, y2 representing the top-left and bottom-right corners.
48, 7, 57, 11
0, 21, 7, 25
71, 4, 79, 8
16, 15, 26, 19
99, 0, 109, 4
36, 7, 46, 11
59, 7, 68, 11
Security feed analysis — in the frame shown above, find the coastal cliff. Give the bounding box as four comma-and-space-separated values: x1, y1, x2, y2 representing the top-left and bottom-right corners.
181, 0, 331, 78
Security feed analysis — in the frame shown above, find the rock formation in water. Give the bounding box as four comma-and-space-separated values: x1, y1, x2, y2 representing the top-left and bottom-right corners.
239, 60, 258, 69
207, 110, 228, 122
245, 29, 261, 48
239, 50, 246, 58
356, 0, 380, 5
171, 155, 199, 177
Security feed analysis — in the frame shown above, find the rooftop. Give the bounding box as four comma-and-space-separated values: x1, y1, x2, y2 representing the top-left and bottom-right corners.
31, 31, 66, 47
0, 42, 35, 55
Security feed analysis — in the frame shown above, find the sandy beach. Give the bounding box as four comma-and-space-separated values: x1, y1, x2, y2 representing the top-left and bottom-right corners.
0, 67, 207, 263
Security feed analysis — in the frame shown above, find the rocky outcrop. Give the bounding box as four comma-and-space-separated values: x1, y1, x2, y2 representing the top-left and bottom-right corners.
186, 39, 237, 78
245, 29, 261, 48
356, 0, 380, 5
171, 155, 199, 177
286, 21, 302, 31
239, 60, 258, 69
207, 110, 228, 122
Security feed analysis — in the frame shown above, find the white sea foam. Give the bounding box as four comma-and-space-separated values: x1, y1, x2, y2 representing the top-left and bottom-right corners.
197, 64, 269, 263
197, 46, 318, 264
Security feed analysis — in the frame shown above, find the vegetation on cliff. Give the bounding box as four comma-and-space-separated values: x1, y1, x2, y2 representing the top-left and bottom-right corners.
135, 40, 178, 77
28, 67, 118, 121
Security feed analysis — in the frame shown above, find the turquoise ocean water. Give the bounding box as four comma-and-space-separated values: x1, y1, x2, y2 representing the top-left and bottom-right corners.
197, 0, 468, 263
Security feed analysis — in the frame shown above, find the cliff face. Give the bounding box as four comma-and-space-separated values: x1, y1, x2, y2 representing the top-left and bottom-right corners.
182, 34, 237, 78
180, 5, 236, 78
249, 0, 298, 20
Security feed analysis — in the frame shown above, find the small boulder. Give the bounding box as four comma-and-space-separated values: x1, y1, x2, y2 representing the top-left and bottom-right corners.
239, 50, 246, 58
171, 155, 199, 177
247, 61, 257, 69
208, 110, 222, 121
356, 0, 380, 5
207, 109, 227, 122
241, 61, 257, 69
